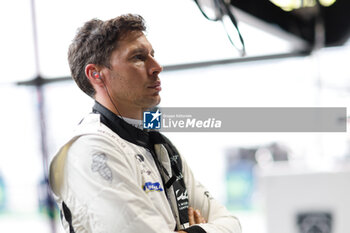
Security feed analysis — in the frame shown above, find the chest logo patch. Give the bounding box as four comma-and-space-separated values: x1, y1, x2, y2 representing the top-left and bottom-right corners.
143, 182, 163, 193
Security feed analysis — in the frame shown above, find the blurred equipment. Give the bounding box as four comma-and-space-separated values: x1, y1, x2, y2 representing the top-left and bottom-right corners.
259, 165, 350, 233
194, 0, 246, 56
38, 177, 57, 223
229, 0, 350, 48
0, 171, 6, 212
225, 143, 289, 210
297, 212, 332, 233
226, 147, 256, 210
16, 0, 58, 232
195, 0, 350, 51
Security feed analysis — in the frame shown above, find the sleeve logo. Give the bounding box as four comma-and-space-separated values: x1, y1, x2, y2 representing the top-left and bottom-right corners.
91, 153, 113, 182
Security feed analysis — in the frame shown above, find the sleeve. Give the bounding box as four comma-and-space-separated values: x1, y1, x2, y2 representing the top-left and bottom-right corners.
182, 157, 242, 233
60, 134, 176, 233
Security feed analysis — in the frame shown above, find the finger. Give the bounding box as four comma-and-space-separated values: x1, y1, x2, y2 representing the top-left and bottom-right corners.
188, 207, 195, 226
194, 209, 203, 224
201, 216, 207, 223
195, 209, 207, 224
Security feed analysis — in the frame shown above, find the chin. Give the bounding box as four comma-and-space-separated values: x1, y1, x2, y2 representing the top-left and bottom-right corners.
154, 96, 161, 105
146, 96, 161, 109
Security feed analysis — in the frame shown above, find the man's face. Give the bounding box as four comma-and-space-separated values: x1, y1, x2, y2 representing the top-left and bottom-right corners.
103, 31, 162, 115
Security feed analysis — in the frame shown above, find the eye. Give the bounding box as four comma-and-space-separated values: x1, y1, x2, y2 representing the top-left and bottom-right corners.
133, 54, 146, 61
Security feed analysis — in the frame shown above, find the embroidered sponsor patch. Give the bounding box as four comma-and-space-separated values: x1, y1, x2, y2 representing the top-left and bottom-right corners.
135, 154, 144, 162
91, 153, 113, 182
135, 154, 152, 176
204, 191, 214, 200
143, 182, 163, 193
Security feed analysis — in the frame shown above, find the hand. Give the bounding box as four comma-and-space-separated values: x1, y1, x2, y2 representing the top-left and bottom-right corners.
175, 207, 207, 232
188, 207, 206, 225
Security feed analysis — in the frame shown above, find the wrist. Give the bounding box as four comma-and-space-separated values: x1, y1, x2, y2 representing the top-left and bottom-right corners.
182, 225, 206, 233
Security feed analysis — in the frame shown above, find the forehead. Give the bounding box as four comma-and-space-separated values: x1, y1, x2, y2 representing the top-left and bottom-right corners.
113, 31, 153, 55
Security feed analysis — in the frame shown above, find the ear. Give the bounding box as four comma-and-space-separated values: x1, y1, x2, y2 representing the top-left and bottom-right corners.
85, 64, 104, 87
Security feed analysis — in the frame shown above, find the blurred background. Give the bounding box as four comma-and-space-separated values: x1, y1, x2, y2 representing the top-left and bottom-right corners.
0, 0, 349, 232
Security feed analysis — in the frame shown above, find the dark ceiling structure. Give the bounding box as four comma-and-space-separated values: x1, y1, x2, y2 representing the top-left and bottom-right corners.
229, 0, 350, 47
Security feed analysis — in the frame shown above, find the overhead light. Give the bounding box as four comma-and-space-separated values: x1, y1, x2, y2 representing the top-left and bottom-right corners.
270, 0, 336, 11
319, 0, 336, 7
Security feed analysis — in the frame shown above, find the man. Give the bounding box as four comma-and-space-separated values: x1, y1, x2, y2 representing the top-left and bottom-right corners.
49, 14, 241, 233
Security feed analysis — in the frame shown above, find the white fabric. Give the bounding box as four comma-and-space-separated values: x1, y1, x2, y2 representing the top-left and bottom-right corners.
49, 113, 242, 233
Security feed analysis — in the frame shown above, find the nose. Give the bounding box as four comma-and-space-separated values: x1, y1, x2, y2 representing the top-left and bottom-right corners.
149, 56, 163, 77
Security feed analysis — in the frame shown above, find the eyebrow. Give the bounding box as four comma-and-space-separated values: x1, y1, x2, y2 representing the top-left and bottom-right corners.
129, 47, 155, 56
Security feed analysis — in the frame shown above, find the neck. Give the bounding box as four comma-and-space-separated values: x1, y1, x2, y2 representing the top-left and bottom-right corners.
95, 96, 145, 120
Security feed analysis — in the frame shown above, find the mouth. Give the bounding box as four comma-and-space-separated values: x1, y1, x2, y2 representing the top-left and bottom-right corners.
148, 81, 161, 92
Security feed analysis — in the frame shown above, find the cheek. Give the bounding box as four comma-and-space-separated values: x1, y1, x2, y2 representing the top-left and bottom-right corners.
134, 61, 144, 68
117, 79, 142, 98
110, 69, 147, 95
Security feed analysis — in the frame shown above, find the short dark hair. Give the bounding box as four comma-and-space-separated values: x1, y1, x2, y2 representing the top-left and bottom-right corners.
68, 14, 146, 97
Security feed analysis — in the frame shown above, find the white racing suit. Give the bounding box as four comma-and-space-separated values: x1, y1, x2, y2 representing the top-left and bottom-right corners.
49, 102, 241, 233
